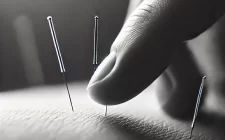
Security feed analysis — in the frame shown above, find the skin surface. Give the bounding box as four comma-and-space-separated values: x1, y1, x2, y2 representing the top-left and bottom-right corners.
87, 0, 225, 105
0, 109, 220, 140
87, 0, 225, 120
1, 0, 225, 139
0, 83, 225, 140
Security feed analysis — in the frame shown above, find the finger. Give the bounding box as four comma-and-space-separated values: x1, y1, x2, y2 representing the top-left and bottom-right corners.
125, 0, 143, 21
87, 0, 225, 105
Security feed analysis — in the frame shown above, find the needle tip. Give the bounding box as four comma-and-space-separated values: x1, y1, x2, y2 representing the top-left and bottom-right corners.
189, 128, 193, 139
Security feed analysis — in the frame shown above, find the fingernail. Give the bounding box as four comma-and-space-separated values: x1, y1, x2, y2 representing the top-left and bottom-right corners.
86, 51, 117, 91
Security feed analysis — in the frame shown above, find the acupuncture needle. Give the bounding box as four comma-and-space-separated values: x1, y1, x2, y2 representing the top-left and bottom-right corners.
47, 16, 74, 112
93, 15, 99, 72
189, 76, 207, 139
93, 15, 107, 116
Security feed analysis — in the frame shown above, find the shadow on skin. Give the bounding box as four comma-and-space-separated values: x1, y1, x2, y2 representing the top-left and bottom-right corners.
102, 114, 213, 140
198, 110, 225, 130
156, 43, 204, 121
0, 109, 214, 140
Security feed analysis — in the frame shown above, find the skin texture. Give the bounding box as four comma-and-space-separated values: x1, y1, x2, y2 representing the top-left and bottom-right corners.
87, 0, 225, 104
0, 109, 222, 140
0, 83, 225, 140
1, 0, 225, 139
87, 0, 225, 120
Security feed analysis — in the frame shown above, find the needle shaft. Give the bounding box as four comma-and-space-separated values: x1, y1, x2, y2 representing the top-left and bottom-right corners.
105, 105, 108, 116
47, 16, 74, 112
93, 16, 99, 72
47, 16, 65, 73
62, 72, 74, 112
93, 16, 107, 116
189, 76, 206, 139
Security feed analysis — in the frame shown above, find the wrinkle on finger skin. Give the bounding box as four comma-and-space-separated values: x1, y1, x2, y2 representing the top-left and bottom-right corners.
0, 109, 219, 140
89, 0, 225, 106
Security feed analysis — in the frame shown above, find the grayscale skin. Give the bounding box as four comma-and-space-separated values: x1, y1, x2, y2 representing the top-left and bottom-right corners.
1, 0, 225, 140
1, 84, 225, 140
88, 0, 225, 138
93, 15, 108, 116
87, 0, 225, 119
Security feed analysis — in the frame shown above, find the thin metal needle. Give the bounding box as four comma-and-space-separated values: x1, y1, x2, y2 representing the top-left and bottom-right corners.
189, 76, 207, 139
47, 16, 74, 112
93, 16, 99, 72
93, 16, 107, 116
105, 105, 108, 116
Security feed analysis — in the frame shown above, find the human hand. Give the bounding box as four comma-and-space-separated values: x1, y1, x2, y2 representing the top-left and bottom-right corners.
87, 0, 225, 118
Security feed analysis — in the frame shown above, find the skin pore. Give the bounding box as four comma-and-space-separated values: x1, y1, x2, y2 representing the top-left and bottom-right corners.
1, 0, 225, 139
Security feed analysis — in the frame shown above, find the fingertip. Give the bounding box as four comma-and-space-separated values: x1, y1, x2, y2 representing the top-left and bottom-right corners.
87, 51, 117, 105
87, 81, 134, 105
87, 51, 117, 90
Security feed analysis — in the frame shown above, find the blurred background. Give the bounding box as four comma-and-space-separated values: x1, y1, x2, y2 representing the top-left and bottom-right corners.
0, 0, 129, 91
0, 0, 160, 114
